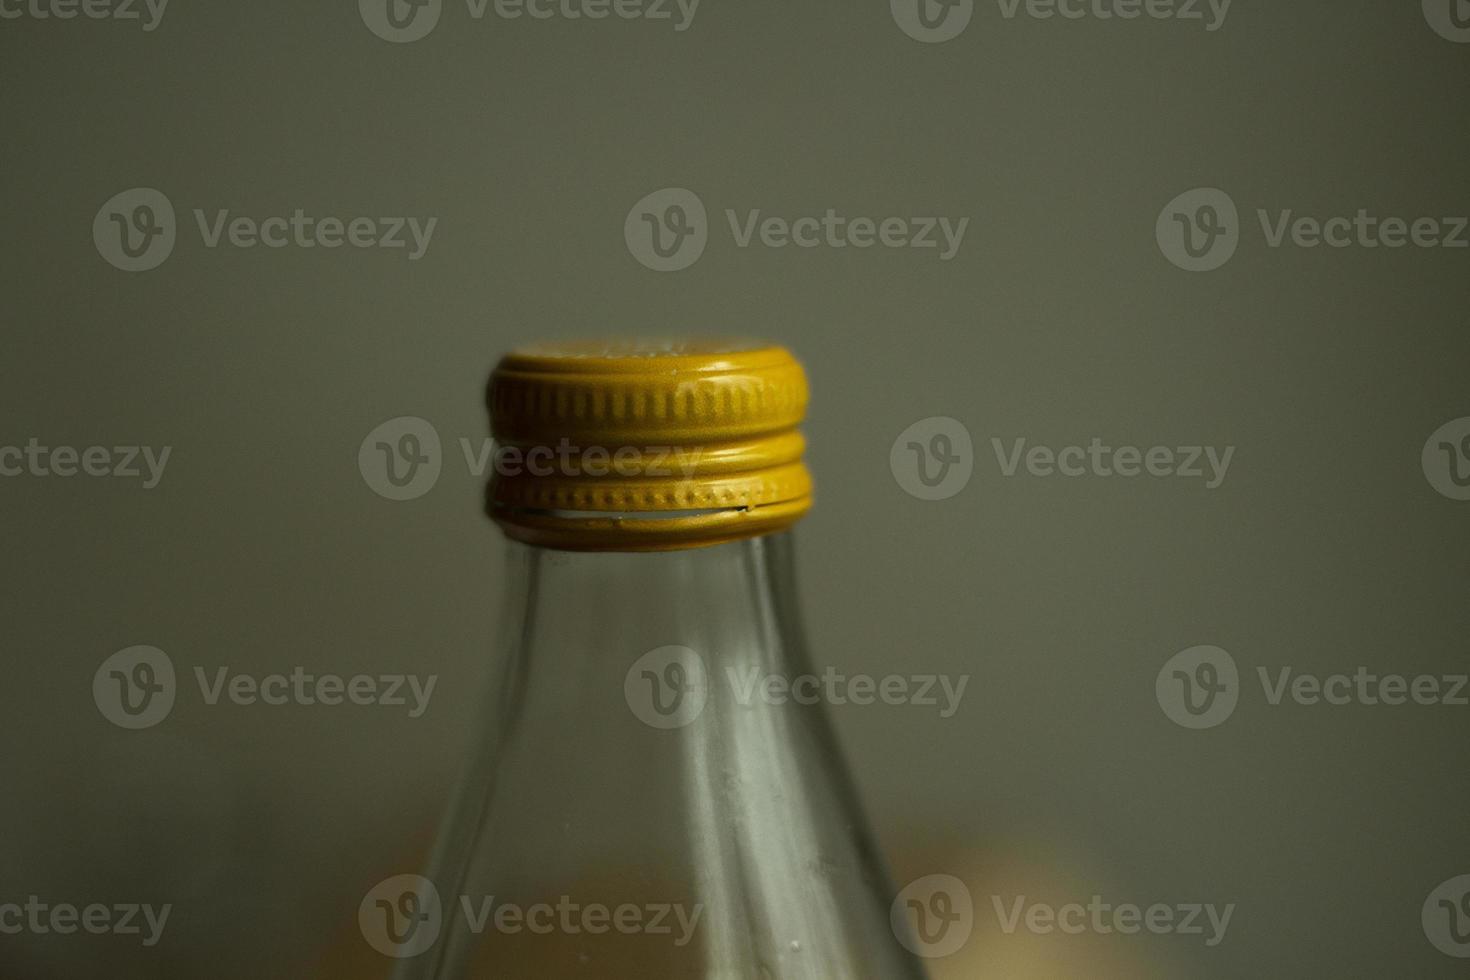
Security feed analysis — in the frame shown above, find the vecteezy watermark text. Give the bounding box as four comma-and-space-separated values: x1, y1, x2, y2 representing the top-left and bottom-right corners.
724, 665, 969, 718
890, 875, 1235, 957
1157, 645, 1470, 729
0, 0, 168, 30
890, 0, 1232, 44
358, 415, 705, 501
360, 0, 702, 43
483, 440, 702, 479
94, 188, 437, 272
991, 895, 1234, 947
0, 897, 171, 947
0, 439, 170, 488
623, 647, 970, 729
890, 418, 1235, 501
93, 646, 437, 729
624, 188, 969, 272
1157, 187, 1469, 272
991, 437, 1234, 489
359, 875, 702, 958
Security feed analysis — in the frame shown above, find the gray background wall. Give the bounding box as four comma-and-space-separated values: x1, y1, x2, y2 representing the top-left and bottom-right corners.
2, 0, 1467, 976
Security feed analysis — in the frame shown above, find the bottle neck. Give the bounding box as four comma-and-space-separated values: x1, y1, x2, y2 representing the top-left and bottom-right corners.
499, 532, 810, 692
407, 528, 925, 979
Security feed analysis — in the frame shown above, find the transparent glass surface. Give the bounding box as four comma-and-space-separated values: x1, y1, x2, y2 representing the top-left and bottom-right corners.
396, 532, 926, 979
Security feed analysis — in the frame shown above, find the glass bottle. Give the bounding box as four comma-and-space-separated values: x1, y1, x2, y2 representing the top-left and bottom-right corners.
387, 339, 926, 979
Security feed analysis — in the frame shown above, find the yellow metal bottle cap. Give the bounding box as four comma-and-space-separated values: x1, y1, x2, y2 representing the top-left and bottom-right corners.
486, 338, 813, 551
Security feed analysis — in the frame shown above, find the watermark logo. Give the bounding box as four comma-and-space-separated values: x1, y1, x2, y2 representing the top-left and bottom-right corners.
1159, 187, 1469, 271
1424, 0, 1470, 42
362, 0, 700, 42
359, 419, 705, 501
94, 648, 437, 729
892, 422, 1234, 500
625, 649, 966, 726
892, 878, 1234, 954
891, 874, 974, 958
95, 188, 437, 271
1156, 187, 1239, 272
93, 646, 176, 730
1422, 417, 1470, 501
625, 187, 969, 271
360, 0, 444, 42
624, 646, 709, 729
0, 0, 169, 30
359, 877, 701, 956
359, 416, 443, 501
1159, 648, 1469, 729
890, 417, 974, 500
1424, 875, 1470, 958
895, 0, 1230, 40
891, 0, 974, 43
625, 187, 708, 272
94, 188, 176, 272
360, 874, 443, 958
1156, 645, 1239, 729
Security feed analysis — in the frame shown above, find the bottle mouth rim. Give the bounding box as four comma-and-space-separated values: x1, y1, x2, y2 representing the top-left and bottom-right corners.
489, 496, 812, 552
